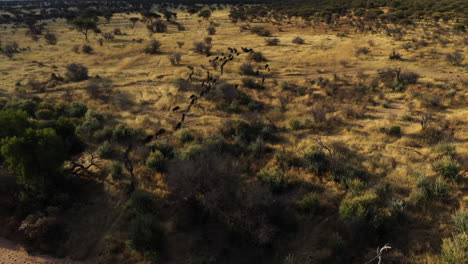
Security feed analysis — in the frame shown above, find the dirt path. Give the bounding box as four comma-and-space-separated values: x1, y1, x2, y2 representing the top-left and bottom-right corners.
0, 238, 86, 264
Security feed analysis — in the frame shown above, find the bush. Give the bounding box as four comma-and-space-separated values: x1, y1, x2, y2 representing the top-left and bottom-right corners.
297, 192, 320, 214
451, 210, 468, 234
441, 233, 468, 264
204, 36, 213, 45
445, 52, 464, 66
96, 141, 114, 159
355, 47, 371, 56
265, 38, 280, 46
257, 166, 292, 193
144, 39, 162, 54
177, 129, 194, 144
149, 142, 175, 159
147, 20, 167, 33
303, 146, 329, 175
289, 119, 304, 130
146, 150, 168, 173
435, 142, 457, 157
168, 53, 182, 65
389, 50, 402, 60
248, 51, 266, 62
248, 137, 266, 157
242, 77, 262, 89
173, 78, 191, 91
292, 36, 305, 44
338, 190, 389, 240
44, 33, 57, 45
239, 63, 256, 75
35, 109, 54, 120
110, 162, 124, 181
65, 63, 88, 82
433, 156, 461, 181
193, 41, 211, 55
207, 26, 216, 35
130, 190, 157, 215
250, 26, 271, 36
81, 45, 93, 54
433, 177, 448, 201
381, 125, 401, 137
413, 172, 432, 203
399, 71, 420, 85
128, 214, 166, 260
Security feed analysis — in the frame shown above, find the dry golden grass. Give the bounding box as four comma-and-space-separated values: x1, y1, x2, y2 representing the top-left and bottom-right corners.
0, 9, 467, 263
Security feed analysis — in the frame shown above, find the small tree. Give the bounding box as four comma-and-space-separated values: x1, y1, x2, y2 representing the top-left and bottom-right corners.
44, 33, 57, 45
129, 17, 139, 29
65, 63, 88, 82
207, 26, 216, 35
198, 9, 212, 20
144, 39, 162, 54
292, 36, 305, 44
72, 18, 97, 40
147, 20, 167, 34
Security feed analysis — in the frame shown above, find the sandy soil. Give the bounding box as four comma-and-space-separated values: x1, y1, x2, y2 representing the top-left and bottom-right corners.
0, 238, 86, 264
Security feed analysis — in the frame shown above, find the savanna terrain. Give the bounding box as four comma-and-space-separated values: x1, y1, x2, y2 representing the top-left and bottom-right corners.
0, 1, 467, 264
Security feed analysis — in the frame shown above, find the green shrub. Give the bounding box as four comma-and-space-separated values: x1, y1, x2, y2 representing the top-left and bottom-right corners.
63, 102, 87, 118
239, 63, 256, 75
434, 142, 457, 157
412, 172, 431, 203
257, 166, 292, 193
110, 161, 124, 181
346, 178, 366, 195
303, 146, 329, 175
149, 142, 175, 159
432, 177, 448, 201
177, 129, 194, 144
297, 192, 320, 214
128, 214, 166, 260
130, 190, 157, 215
226, 101, 241, 113
292, 36, 305, 44
433, 156, 461, 182
146, 150, 168, 173
112, 125, 138, 144
248, 137, 266, 157
289, 119, 304, 130
265, 38, 280, 46
330, 164, 365, 184
248, 51, 266, 62
207, 26, 216, 35
381, 125, 401, 137
247, 101, 263, 112
178, 144, 203, 160
96, 141, 114, 159
451, 210, 468, 234
35, 109, 54, 120
441, 233, 468, 264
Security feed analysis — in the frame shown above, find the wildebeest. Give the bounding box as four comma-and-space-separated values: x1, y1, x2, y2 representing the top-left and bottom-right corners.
155, 128, 166, 136
172, 106, 180, 112
142, 135, 154, 144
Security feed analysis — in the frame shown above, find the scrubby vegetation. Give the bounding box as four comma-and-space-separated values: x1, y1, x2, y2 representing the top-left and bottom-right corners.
0, 0, 466, 263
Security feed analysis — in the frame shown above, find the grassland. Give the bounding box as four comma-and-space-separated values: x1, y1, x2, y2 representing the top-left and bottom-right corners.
0, 6, 467, 264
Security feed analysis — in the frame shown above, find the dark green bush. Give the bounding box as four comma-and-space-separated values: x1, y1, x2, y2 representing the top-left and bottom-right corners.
297, 192, 320, 214
303, 146, 329, 175
128, 214, 166, 260
146, 150, 168, 173
130, 190, 158, 215
433, 156, 461, 182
